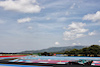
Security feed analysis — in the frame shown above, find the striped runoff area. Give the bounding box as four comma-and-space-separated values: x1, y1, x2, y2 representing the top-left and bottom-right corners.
91, 61, 100, 66
1, 55, 100, 66
8, 56, 100, 65
9, 59, 70, 64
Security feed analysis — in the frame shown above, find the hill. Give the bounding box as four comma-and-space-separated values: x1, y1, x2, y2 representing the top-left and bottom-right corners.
19, 46, 85, 54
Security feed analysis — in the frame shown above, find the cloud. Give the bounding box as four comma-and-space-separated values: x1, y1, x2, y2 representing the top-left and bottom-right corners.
68, 22, 86, 32
63, 22, 88, 40
46, 17, 51, 20
17, 17, 31, 23
78, 43, 81, 45
98, 40, 100, 42
0, 0, 41, 13
28, 26, 33, 29
72, 42, 81, 45
55, 42, 60, 45
83, 11, 100, 22
88, 31, 96, 36
63, 31, 86, 40
70, 3, 76, 9
76, 34, 86, 38
72, 43, 77, 45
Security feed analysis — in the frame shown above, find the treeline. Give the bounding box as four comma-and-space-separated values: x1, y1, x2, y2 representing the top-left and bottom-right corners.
64, 45, 100, 57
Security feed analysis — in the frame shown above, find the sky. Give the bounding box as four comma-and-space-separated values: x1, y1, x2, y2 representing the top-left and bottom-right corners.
0, 0, 100, 52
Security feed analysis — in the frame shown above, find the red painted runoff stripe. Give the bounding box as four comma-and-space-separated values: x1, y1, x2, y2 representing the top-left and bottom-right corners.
0, 55, 26, 58
24, 60, 70, 64
93, 61, 100, 63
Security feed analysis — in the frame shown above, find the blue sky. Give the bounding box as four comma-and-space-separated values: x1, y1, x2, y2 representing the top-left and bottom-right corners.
0, 0, 100, 52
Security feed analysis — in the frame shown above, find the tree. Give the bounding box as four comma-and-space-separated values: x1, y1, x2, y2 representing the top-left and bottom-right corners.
64, 45, 100, 57
41, 52, 50, 56
81, 47, 89, 56
88, 45, 100, 56
64, 50, 69, 54
68, 49, 79, 55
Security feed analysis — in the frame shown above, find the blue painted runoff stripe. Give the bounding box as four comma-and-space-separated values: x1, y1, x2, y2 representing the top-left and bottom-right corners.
21, 56, 100, 61
0, 64, 52, 67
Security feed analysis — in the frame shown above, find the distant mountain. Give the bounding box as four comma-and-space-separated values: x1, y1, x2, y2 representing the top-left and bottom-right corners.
19, 46, 85, 54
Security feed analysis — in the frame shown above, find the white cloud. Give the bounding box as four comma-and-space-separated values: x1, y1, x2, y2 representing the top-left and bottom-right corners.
0, 0, 41, 13
83, 11, 100, 22
68, 22, 86, 30
63, 31, 86, 40
63, 22, 88, 40
76, 34, 86, 38
17, 17, 31, 23
98, 40, 100, 42
72, 28, 88, 33
78, 43, 81, 45
46, 17, 51, 20
55, 42, 60, 45
70, 3, 76, 9
72, 43, 77, 45
28, 26, 32, 29
72, 42, 81, 45
88, 31, 96, 36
